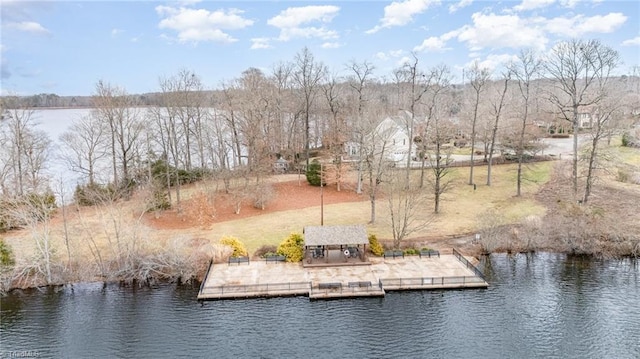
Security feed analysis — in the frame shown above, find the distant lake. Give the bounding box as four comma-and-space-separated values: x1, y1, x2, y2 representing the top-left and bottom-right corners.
33, 108, 93, 197
1, 253, 638, 358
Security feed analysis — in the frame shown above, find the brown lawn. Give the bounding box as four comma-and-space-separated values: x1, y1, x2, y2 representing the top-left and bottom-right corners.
144, 177, 367, 230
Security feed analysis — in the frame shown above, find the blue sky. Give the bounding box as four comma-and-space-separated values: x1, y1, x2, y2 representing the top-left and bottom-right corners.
1, 0, 639, 96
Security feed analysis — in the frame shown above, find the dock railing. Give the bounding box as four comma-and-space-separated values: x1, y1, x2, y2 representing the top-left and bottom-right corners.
452, 248, 485, 280
200, 281, 311, 297
198, 259, 214, 296
381, 276, 486, 289
309, 280, 383, 297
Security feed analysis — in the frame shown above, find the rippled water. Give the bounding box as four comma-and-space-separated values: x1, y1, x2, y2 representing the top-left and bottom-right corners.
1, 253, 639, 358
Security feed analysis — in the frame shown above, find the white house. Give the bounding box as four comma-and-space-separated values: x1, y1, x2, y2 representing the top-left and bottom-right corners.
345, 110, 421, 165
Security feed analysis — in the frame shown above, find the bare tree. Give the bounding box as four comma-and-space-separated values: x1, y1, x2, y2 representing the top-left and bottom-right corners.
0, 97, 51, 196
362, 106, 394, 224
486, 72, 511, 186
321, 73, 347, 191
466, 62, 491, 186
235, 68, 274, 181
292, 47, 326, 167
5, 193, 57, 285
395, 54, 429, 180
59, 114, 108, 186
346, 60, 375, 194
581, 85, 625, 204
270, 62, 296, 157
219, 82, 245, 170
508, 50, 542, 196
421, 65, 456, 213
92, 81, 144, 188
152, 71, 209, 210
417, 64, 450, 189
384, 168, 431, 249
544, 39, 620, 197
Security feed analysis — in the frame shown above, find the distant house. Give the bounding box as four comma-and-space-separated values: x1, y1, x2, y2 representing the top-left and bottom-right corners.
578, 109, 595, 129
273, 157, 289, 173
344, 110, 421, 165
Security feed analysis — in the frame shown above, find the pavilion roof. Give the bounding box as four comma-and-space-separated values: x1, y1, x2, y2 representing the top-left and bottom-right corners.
303, 225, 368, 247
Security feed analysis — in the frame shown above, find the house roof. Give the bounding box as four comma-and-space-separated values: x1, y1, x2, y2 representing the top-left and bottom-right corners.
303, 225, 369, 247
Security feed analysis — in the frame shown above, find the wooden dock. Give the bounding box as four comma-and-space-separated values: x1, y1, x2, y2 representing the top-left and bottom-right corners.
197, 249, 488, 301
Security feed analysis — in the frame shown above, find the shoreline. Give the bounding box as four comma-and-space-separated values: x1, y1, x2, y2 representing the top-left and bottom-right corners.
2, 247, 638, 295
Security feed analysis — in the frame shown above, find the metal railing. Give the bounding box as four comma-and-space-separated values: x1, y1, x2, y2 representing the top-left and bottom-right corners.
452, 248, 485, 280
200, 281, 311, 297
198, 259, 214, 296
380, 276, 486, 289
309, 281, 383, 297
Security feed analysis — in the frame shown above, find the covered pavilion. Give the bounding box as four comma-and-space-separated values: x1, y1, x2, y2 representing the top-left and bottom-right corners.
303, 224, 370, 267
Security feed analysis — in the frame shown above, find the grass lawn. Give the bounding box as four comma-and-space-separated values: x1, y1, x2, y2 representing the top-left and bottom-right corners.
211, 161, 553, 253
3, 161, 555, 260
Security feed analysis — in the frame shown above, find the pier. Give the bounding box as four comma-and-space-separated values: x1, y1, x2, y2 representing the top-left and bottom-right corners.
197, 248, 488, 301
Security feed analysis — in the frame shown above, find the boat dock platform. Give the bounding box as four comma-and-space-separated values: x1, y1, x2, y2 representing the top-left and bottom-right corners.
197, 248, 487, 301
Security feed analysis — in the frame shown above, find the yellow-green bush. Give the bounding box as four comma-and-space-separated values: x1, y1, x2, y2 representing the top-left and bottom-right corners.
0, 238, 14, 266
219, 236, 248, 257
277, 233, 304, 262
368, 234, 384, 256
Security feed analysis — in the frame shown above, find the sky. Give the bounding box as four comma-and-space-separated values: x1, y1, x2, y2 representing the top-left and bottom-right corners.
1, 0, 639, 96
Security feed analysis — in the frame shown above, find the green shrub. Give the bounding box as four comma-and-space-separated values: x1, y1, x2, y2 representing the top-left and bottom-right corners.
277, 233, 304, 262
0, 239, 14, 266
74, 183, 117, 206
368, 234, 384, 256
146, 186, 171, 212
219, 236, 248, 257
404, 248, 419, 256
617, 169, 630, 183
0, 192, 57, 231
305, 159, 323, 187
151, 159, 210, 189
622, 132, 630, 147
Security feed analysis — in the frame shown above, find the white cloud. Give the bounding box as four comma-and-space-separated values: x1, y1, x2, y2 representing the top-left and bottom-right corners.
111, 28, 123, 37
374, 50, 405, 61
156, 6, 253, 44
268, 5, 339, 28
6, 21, 50, 34
456, 12, 548, 51
397, 56, 413, 66
267, 5, 340, 42
449, 0, 473, 14
622, 36, 640, 46
278, 27, 338, 41
543, 12, 627, 37
375, 52, 389, 61
366, 0, 439, 34
513, 0, 556, 12
465, 53, 518, 72
450, 10, 627, 53
251, 37, 272, 50
321, 42, 342, 49
413, 36, 450, 52
559, 0, 581, 8
177, 0, 202, 5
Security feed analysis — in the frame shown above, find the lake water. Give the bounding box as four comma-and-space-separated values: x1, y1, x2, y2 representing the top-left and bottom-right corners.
1, 253, 639, 358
